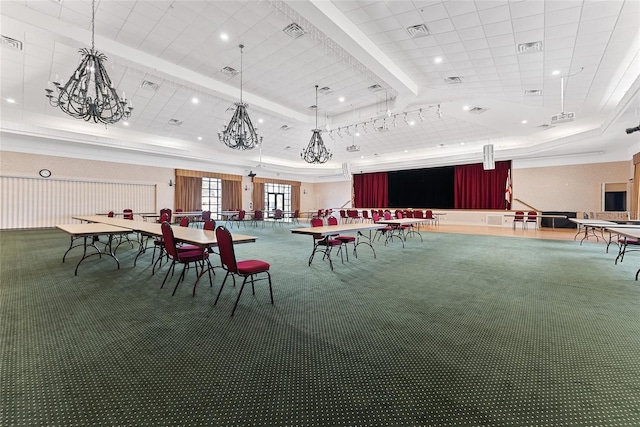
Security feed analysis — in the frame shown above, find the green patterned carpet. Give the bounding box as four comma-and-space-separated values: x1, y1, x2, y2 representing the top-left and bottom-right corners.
1, 224, 639, 426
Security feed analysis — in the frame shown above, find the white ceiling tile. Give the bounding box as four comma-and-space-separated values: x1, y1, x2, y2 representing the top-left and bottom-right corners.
544, 35, 575, 51
433, 31, 461, 45
368, 32, 393, 45
493, 55, 518, 66
513, 30, 545, 45
439, 42, 466, 53
512, 14, 544, 33
375, 16, 403, 32
446, 51, 471, 62
358, 21, 384, 34
457, 26, 486, 41
545, 7, 582, 27
467, 49, 492, 60
347, 7, 376, 25
577, 16, 618, 35
487, 34, 515, 48
386, 28, 412, 42
482, 21, 513, 37
413, 36, 439, 48
443, 1, 477, 17
463, 38, 489, 51
426, 18, 455, 34
509, 1, 545, 19
478, 5, 512, 25
451, 12, 482, 30
417, 3, 449, 22
544, 23, 579, 40
545, 1, 582, 13
386, 1, 417, 15
473, 58, 496, 68
362, 2, 393, 20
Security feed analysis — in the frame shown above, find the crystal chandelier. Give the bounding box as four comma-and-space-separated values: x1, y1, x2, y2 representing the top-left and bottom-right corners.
45, 0, 132, 125
218, 44, 262, 150
301, 85, 332, 164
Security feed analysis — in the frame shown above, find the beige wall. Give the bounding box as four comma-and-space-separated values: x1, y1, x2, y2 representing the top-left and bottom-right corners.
512, 161, 632, 212
0, 151, 175, 210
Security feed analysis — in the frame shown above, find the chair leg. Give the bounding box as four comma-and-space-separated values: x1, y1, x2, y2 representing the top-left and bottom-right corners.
171, 265, 188, 296
160, 260, 176, 288
266, 272, 273, 304
215, 271, 231, 305
230, 277, 248, 316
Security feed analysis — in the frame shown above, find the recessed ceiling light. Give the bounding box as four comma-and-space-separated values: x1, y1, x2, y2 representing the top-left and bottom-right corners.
338, 96, 345, 102
191, 97, 199, 104
460, 142, 465, 145
197, 136, 203, 141
258, 118, 264, 124
404, 150, 408, 153
552, 70, 560, 75
434, 57, 442, 64
463, 105, 470, 111
220, 33, 229, 41
360, 155, 364, 159
521, 120, 528, 124
122, 121, 129, 126
355, 132, 360, 137
6, 98, 15, 103
409, 120, 415, 126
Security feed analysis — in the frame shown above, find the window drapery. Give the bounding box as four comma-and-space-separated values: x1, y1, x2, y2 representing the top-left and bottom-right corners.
454, 161, 511, 209
252, 182, 265, 211
222, 180, 242, 211
353, 172, 388, 208
174, 176, 202, 211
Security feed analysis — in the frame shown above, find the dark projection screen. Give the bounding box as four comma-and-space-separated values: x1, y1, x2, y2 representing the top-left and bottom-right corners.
388, 166, 455, 208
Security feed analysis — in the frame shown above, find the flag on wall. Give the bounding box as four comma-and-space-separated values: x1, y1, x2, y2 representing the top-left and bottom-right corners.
505, 169, 512, 209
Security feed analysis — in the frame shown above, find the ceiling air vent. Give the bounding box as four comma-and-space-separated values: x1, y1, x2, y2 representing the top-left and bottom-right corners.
444, 76, 463, 84
525, 89, 542, 96
517, 41, 543, 54
318, 86, 333, 95
221, 66, 238, 76
368, 84, 383, 93
346, 145, 360, 152
139, 80, 159, 92
283, 22, 306, 39
280, 124, 292, 131
308, 105, 318, 110
406, 24, 430, 38
1, 35, 23, 51
168, 119, 183, 126
537, 124, 555, 130
469, 107, 487, 114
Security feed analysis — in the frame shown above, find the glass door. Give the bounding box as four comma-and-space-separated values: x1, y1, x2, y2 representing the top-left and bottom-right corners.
267, 192, 285, 217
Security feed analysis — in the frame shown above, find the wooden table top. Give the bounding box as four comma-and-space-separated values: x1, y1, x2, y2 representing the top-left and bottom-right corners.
290, 223, 383, 237
57, 223, 132, 236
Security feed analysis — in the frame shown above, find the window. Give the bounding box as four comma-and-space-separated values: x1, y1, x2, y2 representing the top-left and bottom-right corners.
264, 183, 291, 217
202, 178, 222, 218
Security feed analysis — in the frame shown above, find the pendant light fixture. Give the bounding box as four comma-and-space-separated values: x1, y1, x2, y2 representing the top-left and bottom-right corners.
218, 44, 262, 150
301, 85, 332, 164
45, 0, 132, 125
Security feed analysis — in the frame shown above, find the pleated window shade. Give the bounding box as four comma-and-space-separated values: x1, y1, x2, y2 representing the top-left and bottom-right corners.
0, 176, 156, 229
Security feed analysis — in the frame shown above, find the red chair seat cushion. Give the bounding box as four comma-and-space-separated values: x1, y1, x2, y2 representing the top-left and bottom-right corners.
178, 250, 209, 262
237, 259, 270, 275
336, 235, 355, 242
318, 238, 342, 247
620, 238, 639, 245
177, 244, 201, 252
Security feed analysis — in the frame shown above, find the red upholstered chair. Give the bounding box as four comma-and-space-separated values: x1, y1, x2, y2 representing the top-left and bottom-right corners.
214, 225, 273, 316
328, 216, 357, 261
252, 210, 265, 228
175, 208, 184, 213
231, 210, 246, 228
272, 209, 284, 227
308, 217, 343, 270
198, 210, 211, 228
159, 222, 212, 297
123, 209, 134, 220
372, 213, 393, 243
159, 208, 172, 223
179, 216, 189, 227
291, 209, 301, 225
513, 211, 525, 229
339, 210, 348, 224
107, 211, 115, 217
526, 211, 538, 229
361, 210, 371, 222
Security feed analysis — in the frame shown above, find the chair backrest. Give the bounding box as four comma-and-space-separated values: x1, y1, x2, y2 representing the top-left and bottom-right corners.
515, 211, 524, 220
405, 210, 413, 218
179, 217, 189, 227
161, 222, 178, 259
201, 210, 211, 221
527, 211, 537, 219
254, 210, 263, 220
160, 213, 169, 223
216, 225, 238, 274
123, 209, 133, 220
175, 209, 184, 213
238, 210, 246, 220
293, 209, 300, 219
328, 216, 338, 226
339, 210, 347, 219
378, 209, 384, 216
203, 219, 216, 230
384, 211, 392, 220
362, 210, 369, 219
317, 209, 323, 217
397, 211, 404, 219
107, 211, 114, 217
274, 209, 283, 219
425, 210, 433, 219
160, 208, 172, 223
372, 213, 380, 222
311, 218, 323, 227
414, 210, 424, 218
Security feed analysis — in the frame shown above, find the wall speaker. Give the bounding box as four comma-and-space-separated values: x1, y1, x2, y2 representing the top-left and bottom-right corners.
483, 144, 495, 170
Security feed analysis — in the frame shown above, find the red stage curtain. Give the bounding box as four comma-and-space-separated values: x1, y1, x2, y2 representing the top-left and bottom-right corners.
454, 161, 511, 209
354, 172, 388, 208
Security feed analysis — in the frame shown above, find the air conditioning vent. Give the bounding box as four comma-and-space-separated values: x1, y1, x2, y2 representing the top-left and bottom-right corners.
517, 41, 543, 54
406, 24, 430, 38
1, 35, 23, 51
139, 80, 159, 91
537, 124, 555, 130
308, 105, 318, 110
346, 145, 360, 152
283, 22, 306, 39
444, 76, 463, 84
525, 89, 542, 96
168, 119, 183, 126
318, 86, 333, 95
221, 66, 238, 76
469, 107, 488, 114
279, 124, 292, 131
